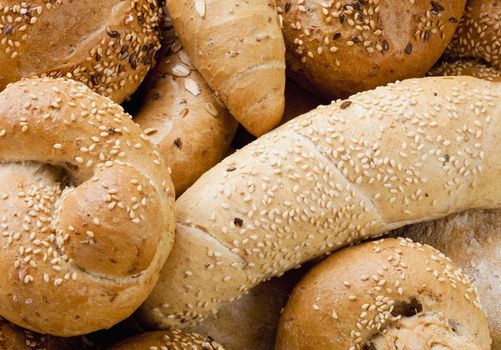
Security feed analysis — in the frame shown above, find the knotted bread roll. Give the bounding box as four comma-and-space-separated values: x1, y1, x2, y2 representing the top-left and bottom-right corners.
108, 330, 224, 350
447, 0, 501, 70
0, 0, 161, 103
0, 78, 175, 336
276, 0, 466, 99
138, 76, 501, 330
397, 209, 501, 349
276, 238, 490, 350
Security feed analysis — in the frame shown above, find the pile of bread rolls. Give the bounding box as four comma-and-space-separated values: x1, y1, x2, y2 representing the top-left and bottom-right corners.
0, 0, 498, 349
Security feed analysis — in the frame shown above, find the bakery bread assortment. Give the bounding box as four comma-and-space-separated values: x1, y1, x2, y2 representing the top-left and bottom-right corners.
276, 0, 466, 99
429, 58, 501, 82
0, 2, 499, 349
166, 0, 286, 136
447, 0, 501, 70
276, 238, 491, 350
138, 76, 501, 329
395, 209, 501, 349
0, 78, 175, 336
0, 0, 162, 103
135, 43, 238, 195
108, 330, 224, 350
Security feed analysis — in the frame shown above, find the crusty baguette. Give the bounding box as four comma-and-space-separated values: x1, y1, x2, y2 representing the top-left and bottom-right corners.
135, 44, 238, 195
394, 209, 501, 349
166, 0, 286, 137
138, 76, 501, 329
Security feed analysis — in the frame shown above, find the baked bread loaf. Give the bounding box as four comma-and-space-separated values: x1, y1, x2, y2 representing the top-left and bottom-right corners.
189, 268, 304, 350
137, 76, 501, 329
0, 0, 161, 103
396, 209, 501, 349
0, 316, 94, 350
447, 0, 501, 70
166, 0, 286, 136
276, 238, 491, 350
135, 43, 238, 195
428, 58, 501, 82
108, 330, 224, 350
276, 0, 466, 99
0, 78, 175, 336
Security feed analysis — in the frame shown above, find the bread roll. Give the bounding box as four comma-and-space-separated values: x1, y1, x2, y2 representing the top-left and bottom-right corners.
135, 43, 238, 195
276, 238, 490, 350
188, 268, 305, 350
428, 58, 501, 82
0, 78, 175, 336
0, 1, 161, 103
166, 0, 286, 136
137, 76, 501, 329
276, 0, 466, 99
396, 209, 501, 349
447, 0, 501, 70
108, 330, 224, 350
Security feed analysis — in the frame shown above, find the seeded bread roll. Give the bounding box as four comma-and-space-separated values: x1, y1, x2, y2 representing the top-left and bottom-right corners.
276, 0, 466, 99
396, 209, 501, 349
108, 330, 224, 350
428, 58, 501, 82
0, 0, 161, 103
137, 76, 501, 329
135, 42, 238, 195
0, 78, 175, 336
447, 0, 501, 70
166, 0, 286, 137
276, 238, 491, 350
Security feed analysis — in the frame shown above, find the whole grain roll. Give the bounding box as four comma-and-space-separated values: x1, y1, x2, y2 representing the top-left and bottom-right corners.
428, 58, 501, 82
0, 0, 162, 103
447, 0, 501, 70
396, 209, 501, 349
137, 76, 501, 329
276, 238, 491, 350
0, 78, 175, 336
135, 41, 238, 195
276, 0, 466, 99
108, 330, 224, 350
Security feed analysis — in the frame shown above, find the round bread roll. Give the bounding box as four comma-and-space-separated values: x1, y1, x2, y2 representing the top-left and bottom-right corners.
276, 0, 466, 99
0, 78, 175, 336
447, 0, 501, 70
0, 316, 94, 350
0, 0, 162, 103
428, 58, 501, 81
108, 330, 224, 350
396, 209, 501, 349
135, 42, 238, 195
276, 238, 491, 350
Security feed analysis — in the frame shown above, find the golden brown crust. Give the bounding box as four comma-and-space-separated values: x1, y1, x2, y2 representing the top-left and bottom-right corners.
396, 209, 501, 349
277, 0, 466, 99
0, 0, 161, 103
135, 41, 238, 195
166, 0, 286, 137
447, 0, 501, 70
428, 58, 501, 81
276, 238, 490, 350
108, 330, 224, 350
0, 78, 175, 336
138, 76, 501, 329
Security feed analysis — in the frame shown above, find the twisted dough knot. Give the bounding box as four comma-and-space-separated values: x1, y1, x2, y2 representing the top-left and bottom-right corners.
0, 78, 175, 336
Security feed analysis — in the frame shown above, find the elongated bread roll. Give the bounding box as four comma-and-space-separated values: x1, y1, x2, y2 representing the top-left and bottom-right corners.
166, 0, 286, 136
138, 76, 501, 329
395, 209, 501, 349
428, 58, 501, 82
